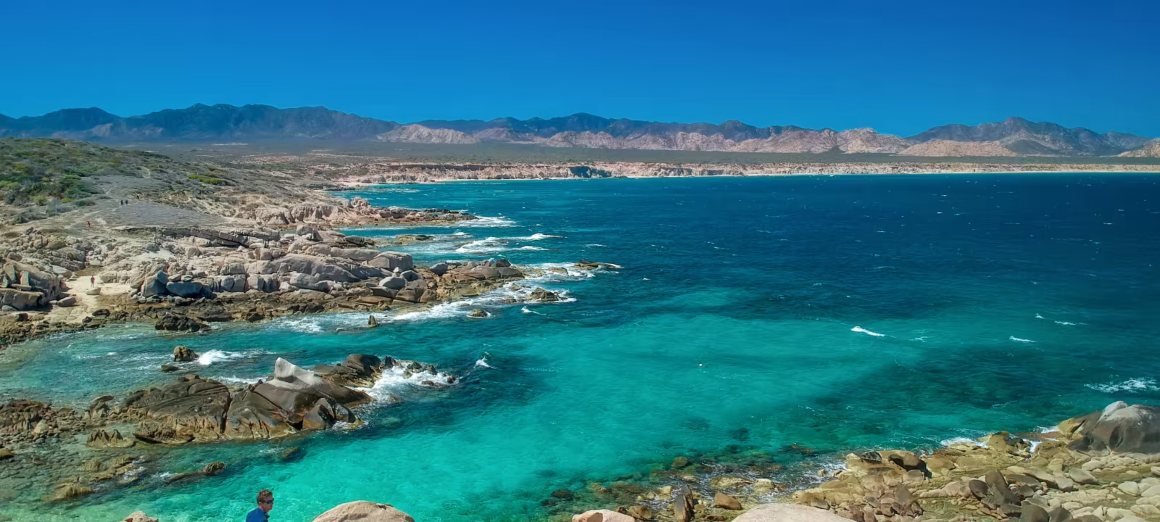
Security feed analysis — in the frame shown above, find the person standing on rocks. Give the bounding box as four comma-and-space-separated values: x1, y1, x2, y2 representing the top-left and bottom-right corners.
246, 489, 274, 522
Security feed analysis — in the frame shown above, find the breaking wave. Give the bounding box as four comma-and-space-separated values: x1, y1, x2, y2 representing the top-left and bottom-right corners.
851, 326, 885, 337
1085, 378, 1160, 393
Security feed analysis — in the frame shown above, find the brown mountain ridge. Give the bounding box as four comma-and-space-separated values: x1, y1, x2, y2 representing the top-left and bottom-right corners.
0, 105, 1155, 157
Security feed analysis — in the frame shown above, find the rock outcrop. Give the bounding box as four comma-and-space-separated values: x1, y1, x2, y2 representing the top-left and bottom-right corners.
312, 501, 415, 522
0, 260, 66, 310
75, 355, 458, 445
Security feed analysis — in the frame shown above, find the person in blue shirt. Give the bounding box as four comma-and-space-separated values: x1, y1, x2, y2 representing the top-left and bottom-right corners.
246, 489, 274, 522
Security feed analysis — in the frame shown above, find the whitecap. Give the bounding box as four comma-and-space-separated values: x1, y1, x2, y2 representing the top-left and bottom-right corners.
197, 350, 247, 366
585, 243, 606, 248
1085, 378, 1160, 393
457, 215, 516, 228
358, 361, 458, 402
217, 376, 263, 385
851, 326, 885, 337
516, 246, 546, 251
940, 436, 988, 448
1054, 320, 1077, 326
514, 233, 561, 241
1035, 313, 1045, 319
455, 237, 506, 254
474, 357, 493, 369
278, 316, 324, 333
1009, 336, 1036, 343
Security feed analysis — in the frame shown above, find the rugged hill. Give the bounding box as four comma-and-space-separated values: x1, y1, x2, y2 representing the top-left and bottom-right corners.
908, 117, 1150, 156
0, 104, 397, 141
1120, 139, 1160, 158
0, 105, 1153, 157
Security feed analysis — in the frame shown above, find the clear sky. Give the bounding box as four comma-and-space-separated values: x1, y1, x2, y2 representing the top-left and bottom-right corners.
2, 0, 1157, 136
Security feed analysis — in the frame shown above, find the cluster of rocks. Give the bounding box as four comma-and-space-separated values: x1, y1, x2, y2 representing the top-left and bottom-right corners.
255, 198, 472, 227
0, 259, 69, 311
785, 401, 1160, 522
557, 402, 1160, 522
0, 354, 456, 507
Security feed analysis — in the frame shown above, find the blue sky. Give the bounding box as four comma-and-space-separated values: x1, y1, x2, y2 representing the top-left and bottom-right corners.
2, 0, 1158, 136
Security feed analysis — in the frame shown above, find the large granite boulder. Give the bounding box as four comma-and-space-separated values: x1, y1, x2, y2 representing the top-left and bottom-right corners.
166, 281, 210, 298
572, 510, 636, 522
367, 252, 413, 271
1062, 401, 1160, 453
733, 504, 851, 522
222, 358, 368, 439
0, 288, 44, 310
312, 501, 414, 522
139, 270, 169, 298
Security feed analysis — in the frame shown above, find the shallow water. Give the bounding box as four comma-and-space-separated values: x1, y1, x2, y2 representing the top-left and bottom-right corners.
3, 174, 1160, 521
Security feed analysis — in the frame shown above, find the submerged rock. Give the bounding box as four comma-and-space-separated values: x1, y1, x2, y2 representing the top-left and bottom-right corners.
172, 345, 197, 362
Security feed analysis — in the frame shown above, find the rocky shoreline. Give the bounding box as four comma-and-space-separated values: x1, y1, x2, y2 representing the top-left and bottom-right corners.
83, 402, 1160, 521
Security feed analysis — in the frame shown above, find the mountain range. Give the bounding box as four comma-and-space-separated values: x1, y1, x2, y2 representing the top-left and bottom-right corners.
1, 104, 1156, 157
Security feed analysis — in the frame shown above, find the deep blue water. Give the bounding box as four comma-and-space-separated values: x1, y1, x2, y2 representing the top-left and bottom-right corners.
2, 174, 1159, 521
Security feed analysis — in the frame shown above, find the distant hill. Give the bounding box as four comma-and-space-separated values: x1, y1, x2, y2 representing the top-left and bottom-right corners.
0, 105, 1154, 157
906, 117, 1151, 156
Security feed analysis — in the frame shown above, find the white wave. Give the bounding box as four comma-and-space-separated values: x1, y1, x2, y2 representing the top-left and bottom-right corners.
910, 336, 929, 342
513, 233, 561, 241
851, 326, 885, 337
1054, 320, 1077, 326
520, 306, 541, 315
457, 215, 516, 228
474, 356, 493, 369
278, 316, 324, 333
1086, 378, 1160, 393
1035, 313, 1045, 319
521, 262, 605, 282
586, 243, 606, 248
217, 376, 262, 385
517, 246, 546, 251
359, 361, 458, 402
391, 301, 472, 322
455, 237, 506, 254
197, 350, 247, 366
1009, 336, 1036, 343
939, 436, 987, 448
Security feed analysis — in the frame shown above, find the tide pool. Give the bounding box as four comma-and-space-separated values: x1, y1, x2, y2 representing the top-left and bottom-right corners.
2, 174, 1159, 521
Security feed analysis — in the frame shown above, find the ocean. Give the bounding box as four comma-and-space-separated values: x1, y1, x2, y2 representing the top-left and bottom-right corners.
2, 174, 1159, 521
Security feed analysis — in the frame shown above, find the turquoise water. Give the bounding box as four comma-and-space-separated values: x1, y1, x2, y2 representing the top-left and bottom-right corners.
3, 174, 1160, 521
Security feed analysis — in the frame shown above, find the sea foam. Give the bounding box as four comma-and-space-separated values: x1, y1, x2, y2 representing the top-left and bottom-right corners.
851, 326, 885, 337
1085, 378, 1160, 393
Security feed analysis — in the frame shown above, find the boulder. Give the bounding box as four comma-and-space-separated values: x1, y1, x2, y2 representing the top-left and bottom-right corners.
733, 504, 852, 522
367, 252, 413, 271
139, 270, 169, 298
379, 276, 406, 290
714, 492, 744, 510
122, 512, 159, 522
212, 274, 247, 293
166, 281, 209, 298
223, 358, 368, 439
57, 295, 77, 307
1065, 402, 1160, 453
247, 274, 280, 293
312, 501, 415, 522
0, 288, 44, 310
430, 262, 449, 276
530, 287, 561, 302
173, 345, 198, 362
571, 510, 635, 522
